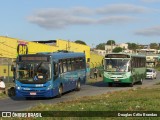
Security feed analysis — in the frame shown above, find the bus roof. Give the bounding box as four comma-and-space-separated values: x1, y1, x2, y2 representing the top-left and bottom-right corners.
130, 54, 146, 58
105, 53, 146, 58
18, 51, 85, 62
36, 51, 85, 59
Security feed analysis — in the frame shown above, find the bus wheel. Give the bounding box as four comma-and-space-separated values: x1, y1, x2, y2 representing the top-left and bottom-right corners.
57, 85, 63, 98
76, 80, 81, 91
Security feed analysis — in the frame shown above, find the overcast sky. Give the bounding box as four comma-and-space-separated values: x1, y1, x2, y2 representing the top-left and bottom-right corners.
0, 0, 160, 47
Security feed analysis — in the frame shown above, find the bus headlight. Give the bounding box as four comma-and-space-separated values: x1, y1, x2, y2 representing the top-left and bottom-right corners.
16, 84, 21, 90
47, 85, 52, 90
17, 87, 21, 90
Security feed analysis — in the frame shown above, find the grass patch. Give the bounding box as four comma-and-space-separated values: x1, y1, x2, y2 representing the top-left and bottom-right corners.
15, 85, 160, 120
155, 82, 160, 85
0, 92, 7, 99
31, 87, 160, 111
155, 66, 160, 71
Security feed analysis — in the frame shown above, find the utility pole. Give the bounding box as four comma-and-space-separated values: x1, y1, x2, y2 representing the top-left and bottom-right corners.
111, 40, 113, 53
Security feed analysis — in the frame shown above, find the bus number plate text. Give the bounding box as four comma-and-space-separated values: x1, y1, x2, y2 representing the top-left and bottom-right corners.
30, 92, 36, 95
114, 79, 119, 82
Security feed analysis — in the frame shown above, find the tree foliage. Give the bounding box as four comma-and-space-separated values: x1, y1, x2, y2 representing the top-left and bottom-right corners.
96, 43, 105, 50
127, 43, 139, 52
150, 43, 159, 49
112, 47, 123, 53
75, 40, 86, 45
106, 40, 116, 45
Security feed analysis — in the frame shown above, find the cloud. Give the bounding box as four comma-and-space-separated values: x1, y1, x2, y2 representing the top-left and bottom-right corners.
27, 4, 155, 29
135, 26, 160, 36
28, 8, 95, 29
96, 4, 151, 14
98, 16, 137, 24
71, 7, 94, 15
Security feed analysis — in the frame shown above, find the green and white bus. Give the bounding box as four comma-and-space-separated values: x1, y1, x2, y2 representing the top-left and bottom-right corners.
103, 53, 146, 87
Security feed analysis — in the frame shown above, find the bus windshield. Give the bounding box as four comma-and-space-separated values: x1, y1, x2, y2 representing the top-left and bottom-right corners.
16, 62, 51, 84
105, 59, 129, 72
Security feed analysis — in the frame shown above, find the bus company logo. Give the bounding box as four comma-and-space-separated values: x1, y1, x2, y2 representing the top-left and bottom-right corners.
1, 112, 42, 118
1, 112, 11, 117
17, 40, 28, 55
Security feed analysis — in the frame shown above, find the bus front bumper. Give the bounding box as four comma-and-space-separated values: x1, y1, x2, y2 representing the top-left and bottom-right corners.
103, 77, 132, 84
16, 89, 55, 98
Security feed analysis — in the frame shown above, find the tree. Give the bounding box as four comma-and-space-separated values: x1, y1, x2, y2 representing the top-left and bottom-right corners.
150, 43, 158, 49
96, 43, 105, 50
112, 47, 123, 53
106, 40, 115, 45
127, 43, 138, 52
75, 40, 86, 45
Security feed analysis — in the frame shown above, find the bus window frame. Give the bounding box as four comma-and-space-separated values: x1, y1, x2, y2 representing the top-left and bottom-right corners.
53, 62, 59, 80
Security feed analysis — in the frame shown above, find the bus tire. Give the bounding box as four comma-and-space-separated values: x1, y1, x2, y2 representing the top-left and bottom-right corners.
75, 80, 81, 91
57, 85, 63, 98
8, 87, 15, 97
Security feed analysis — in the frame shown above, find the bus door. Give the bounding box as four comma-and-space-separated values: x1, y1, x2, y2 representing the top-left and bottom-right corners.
67, 59, 75, 90
59, 60, 69, 92
53, 62, 59, 80
53, 62, 60, 88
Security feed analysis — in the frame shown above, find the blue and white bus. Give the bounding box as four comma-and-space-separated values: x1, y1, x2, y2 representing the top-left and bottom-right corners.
15, 51, 86, 98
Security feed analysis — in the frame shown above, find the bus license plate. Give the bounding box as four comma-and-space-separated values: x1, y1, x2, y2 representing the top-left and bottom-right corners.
114, 79, 119, 82
30, 92, 36, 95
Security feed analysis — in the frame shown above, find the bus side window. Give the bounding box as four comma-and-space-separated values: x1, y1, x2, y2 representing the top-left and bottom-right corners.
79, 58, 82, 69
82, 58, 86, 69
53, 62, 58, 79
63, 59, 67, 73
71, 59, 75, 71
75, 58, 80, 70
67, 59, 71, 71
59, 60, 63, 74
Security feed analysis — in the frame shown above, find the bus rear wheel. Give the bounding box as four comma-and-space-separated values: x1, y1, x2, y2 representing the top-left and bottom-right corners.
57, 85, 63, 98
75, 80, 81, 91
